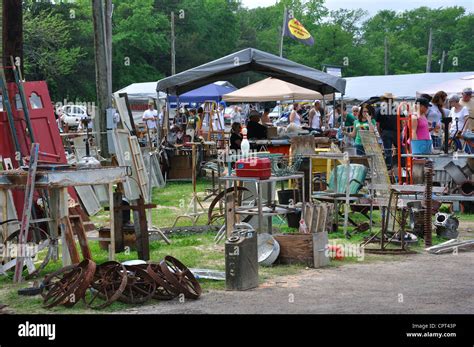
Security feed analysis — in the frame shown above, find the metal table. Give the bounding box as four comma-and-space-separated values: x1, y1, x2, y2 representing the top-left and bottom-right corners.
219, 174, 305, 237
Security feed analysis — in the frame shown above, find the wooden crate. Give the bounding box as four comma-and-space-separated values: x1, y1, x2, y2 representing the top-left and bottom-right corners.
168, 155, 193, 179
274, 232, 329, 268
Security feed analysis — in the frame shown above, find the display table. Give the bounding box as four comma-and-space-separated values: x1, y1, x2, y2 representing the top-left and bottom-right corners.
219, 174, 305, 237
0, 167, 127, 265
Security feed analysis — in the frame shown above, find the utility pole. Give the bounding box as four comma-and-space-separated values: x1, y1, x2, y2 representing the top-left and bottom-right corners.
92, 0, 112, 157
171, 11, 176, 75
2, 0, 22, 82
105, 0, 113, 98
426, 28, 433, 73
279, 6, 287, 58
440, 50, 446, 73
384, 36, 389, 75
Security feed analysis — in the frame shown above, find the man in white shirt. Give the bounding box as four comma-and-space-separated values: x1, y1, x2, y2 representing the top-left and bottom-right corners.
214, 102, 225, 131
460, 87, 474, 130
143, 102, 158, 130
308, 101, 322, 130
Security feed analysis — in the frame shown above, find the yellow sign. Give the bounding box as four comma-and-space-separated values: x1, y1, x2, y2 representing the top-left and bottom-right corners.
288, 19, 311, 40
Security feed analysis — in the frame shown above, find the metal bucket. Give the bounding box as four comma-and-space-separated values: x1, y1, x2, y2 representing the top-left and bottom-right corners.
257, 233, 280, 266
444, 161, 466, 185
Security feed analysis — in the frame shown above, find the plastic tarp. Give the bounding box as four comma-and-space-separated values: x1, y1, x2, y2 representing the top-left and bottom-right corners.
222, 77, 323, 102
156, 48, 346, 96
340, 72, 474, 102
167, 83, 236, 103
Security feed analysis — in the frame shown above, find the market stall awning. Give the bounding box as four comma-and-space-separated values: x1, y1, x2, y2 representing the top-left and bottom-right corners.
156, 48, 346, 96
167, 83, 236, 103
222, 77, 323, 102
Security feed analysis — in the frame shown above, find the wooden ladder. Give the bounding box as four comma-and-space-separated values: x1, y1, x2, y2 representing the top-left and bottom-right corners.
128, 136, 149, 202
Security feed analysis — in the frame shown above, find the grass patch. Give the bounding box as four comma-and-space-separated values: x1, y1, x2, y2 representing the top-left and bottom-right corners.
3, 180, 474, 313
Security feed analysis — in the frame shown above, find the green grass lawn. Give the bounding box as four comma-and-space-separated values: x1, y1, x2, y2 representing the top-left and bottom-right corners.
1, 179, 472, 313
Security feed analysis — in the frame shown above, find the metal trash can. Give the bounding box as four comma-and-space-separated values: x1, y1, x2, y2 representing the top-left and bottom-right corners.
225, 230, 258, 291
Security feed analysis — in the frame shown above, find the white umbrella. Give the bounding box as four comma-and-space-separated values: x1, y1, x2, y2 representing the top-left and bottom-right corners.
223, 77, 323, 102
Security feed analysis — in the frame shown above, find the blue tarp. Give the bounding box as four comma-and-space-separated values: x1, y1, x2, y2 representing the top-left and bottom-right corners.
167, 83, 236, 104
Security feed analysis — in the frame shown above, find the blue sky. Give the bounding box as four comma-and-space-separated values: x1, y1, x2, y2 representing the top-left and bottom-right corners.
241, 0, 474, 14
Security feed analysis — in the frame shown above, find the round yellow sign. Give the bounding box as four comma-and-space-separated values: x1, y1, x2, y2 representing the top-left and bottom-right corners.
288, 19, 311, 40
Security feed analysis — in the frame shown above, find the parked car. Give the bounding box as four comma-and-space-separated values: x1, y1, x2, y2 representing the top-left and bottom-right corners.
59, 105, 89, 128
269, 105, 282, 120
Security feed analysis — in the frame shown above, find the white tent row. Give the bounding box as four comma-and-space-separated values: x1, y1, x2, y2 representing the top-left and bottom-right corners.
114, 72, 473, 108
114, 80, 236, 103
337, 71, 474, 102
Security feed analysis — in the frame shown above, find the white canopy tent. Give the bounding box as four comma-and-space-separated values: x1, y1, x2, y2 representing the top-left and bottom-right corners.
417, 74, 474, 96
222, 77, 323, 102
340, 72, 474, 102
114, 82, 167, 103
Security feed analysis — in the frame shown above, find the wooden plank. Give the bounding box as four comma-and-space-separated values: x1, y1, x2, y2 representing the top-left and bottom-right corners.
274, 233, 313, 266
133, 197, 150, 260
317, 204, 327, 232
313, 231, 329, 268
129, 136, 149, 202
61, 216, 81, 264
14, 143, 39, 283
311, 204, 320, 233
69, 215, 92, 260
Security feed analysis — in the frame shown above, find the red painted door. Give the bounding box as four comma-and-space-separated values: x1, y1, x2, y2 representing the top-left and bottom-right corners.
0, 81, 72, 217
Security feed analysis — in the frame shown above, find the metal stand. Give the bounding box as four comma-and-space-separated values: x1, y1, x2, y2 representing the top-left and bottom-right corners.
171, 143, 205, 227
219, 174, 305, 239
362, 184, 445, 254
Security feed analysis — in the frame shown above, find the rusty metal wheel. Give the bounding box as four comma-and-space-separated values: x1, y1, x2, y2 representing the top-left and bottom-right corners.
83, 261, 128, 309
119, 265, 156, 304
4, 226, 55, 279
41, 259, 96, 308
160, 256, 201, 300
207, 186, 254, 225
146, 263, 178, 300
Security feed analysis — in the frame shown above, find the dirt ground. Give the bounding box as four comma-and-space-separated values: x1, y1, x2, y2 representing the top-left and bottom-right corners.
117, 249, 474, 315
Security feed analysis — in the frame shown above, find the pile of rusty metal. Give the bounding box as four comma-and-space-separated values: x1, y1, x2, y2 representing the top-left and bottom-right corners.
41, 256, 202, 309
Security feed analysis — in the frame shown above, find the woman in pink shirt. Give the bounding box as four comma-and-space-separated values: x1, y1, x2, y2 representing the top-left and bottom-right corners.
412, 98, 432, 141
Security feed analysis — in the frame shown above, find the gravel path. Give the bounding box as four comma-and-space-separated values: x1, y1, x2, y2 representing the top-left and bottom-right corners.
119, 250, 474, 314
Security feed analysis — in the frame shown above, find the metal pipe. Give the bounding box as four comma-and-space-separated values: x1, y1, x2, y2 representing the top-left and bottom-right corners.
460, 180, 474, 196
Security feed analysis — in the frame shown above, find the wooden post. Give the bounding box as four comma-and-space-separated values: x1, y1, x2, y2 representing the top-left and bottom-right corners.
113, 191, 124, 253
59, 188, 71, 266
61, 217, 81, 264
2, 0, 22, 82
108, 183, 116, 260
133, 197, 150, 260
